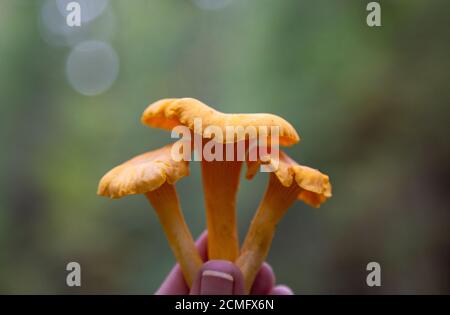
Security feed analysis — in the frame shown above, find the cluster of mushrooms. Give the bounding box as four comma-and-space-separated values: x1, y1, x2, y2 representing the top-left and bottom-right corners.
98, 98, 332, 293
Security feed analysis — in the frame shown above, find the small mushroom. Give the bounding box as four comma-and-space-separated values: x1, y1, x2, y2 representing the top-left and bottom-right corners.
236, 150, 332, 292
97, 142, 202, 287
142, 98, 299, 261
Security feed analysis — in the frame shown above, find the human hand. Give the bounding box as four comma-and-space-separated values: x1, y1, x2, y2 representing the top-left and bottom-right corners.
155, 231, 293, 295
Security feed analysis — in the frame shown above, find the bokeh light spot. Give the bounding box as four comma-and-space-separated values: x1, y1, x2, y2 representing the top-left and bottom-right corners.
66, 40, 119, 96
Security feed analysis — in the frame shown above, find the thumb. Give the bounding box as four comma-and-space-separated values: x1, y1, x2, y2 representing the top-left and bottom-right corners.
190, 260, 245, 295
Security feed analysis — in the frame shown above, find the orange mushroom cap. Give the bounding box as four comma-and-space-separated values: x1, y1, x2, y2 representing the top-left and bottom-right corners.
141, 98, 300, 146
97, 142, 189, 199
246, 150, 332, 207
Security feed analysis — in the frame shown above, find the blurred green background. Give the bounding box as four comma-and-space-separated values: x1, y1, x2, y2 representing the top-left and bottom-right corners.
1, 0, 449, 294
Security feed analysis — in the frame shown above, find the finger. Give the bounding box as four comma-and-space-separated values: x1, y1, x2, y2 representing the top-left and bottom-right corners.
250, 262, 276, 295
268, 285, 294, 295
155, 264, 188, 295
155, 231, 208, 295
190, 260, 245, 295
195, 230, 208, 261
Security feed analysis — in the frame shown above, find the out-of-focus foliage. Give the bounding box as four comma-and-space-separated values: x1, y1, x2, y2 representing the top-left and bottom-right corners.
0, 0, 449, 293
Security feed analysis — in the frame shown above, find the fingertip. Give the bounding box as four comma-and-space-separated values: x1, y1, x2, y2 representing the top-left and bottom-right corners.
195, 230, 208, 261
269, 285, 294, 295
195, 230, 208, 245
250, 262, 276, 295
155, 264, 189, 295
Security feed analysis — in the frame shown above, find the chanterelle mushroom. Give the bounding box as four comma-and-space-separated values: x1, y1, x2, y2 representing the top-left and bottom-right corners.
141, 98, 299, 262
97, 142, 202, 287
236, 149, 332, 292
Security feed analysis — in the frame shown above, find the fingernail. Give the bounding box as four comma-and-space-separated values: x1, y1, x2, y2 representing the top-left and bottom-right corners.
200, 270, 234, 295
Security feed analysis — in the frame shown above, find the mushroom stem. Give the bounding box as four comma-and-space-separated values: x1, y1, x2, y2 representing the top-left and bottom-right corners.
236, 174, 300, 292
201, 158, 242, 261
145, 182, 202, 287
